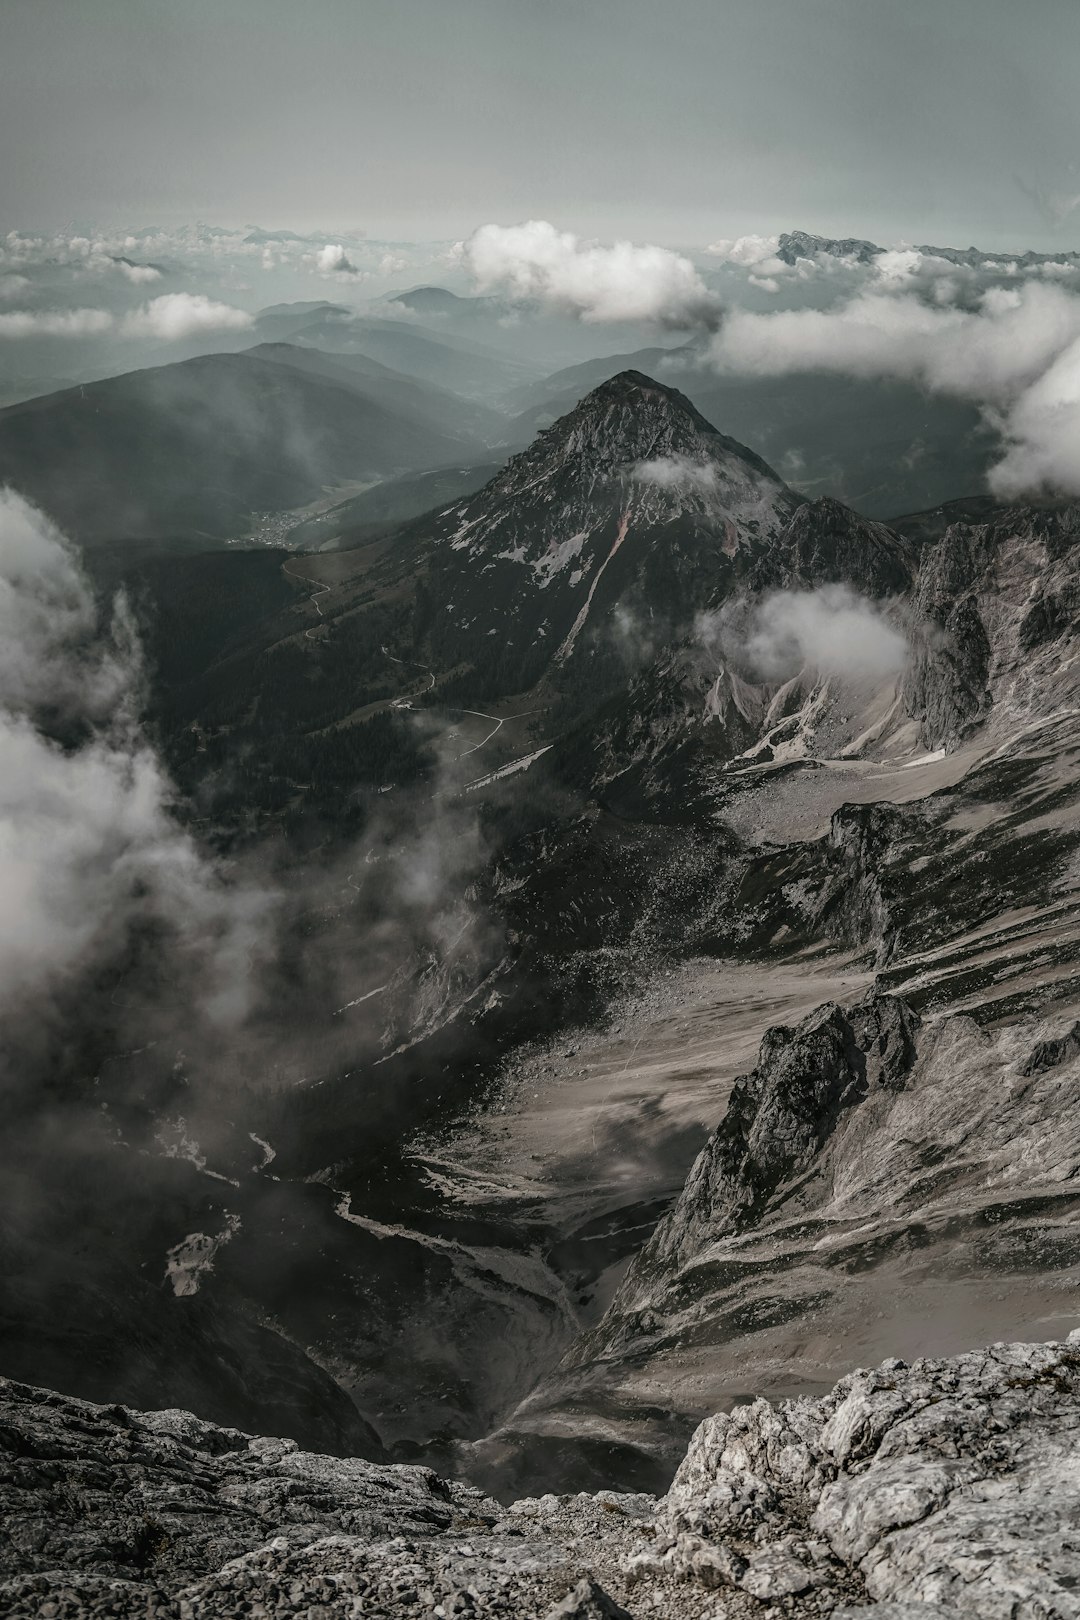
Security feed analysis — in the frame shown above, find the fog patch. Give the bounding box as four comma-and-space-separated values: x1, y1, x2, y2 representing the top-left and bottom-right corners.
0, 488, 273, 1029
0, 293, 253, 342
701, 585, 909, 684
631, 454, 719, 494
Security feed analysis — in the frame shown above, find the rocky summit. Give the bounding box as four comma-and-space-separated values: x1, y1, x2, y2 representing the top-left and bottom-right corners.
6, 1334, 1080, 1619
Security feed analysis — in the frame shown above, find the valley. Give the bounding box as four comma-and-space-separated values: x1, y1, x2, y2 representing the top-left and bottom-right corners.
7, 353, 1080, 1522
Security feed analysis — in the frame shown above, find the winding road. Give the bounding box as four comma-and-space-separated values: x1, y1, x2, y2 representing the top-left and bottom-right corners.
382, 646, 436, 697
283, 559, 332, 638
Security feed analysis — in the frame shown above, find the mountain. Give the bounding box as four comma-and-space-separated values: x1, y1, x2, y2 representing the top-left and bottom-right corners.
388, 284, 507, 319
253, 302, 540, 401
11, 371, 1080, 1553
0, 349, 493, 543
775, 227, 882, 264
779, 226, 1080, 271
416, 370, 804, 696
246, 340, 509, 446
508, 351, 996, 519
80, 372, 807, 849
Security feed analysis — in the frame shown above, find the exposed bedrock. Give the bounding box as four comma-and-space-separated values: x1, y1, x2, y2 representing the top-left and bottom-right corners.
8, 1335, 1080, 1616
474, 992, 1080, 1493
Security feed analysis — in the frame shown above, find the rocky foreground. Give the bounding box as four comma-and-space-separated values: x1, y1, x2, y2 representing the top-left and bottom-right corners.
5, 1335, 1080, 1619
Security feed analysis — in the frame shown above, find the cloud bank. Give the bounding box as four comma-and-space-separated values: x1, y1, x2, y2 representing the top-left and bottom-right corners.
119, 292, 254, 340
708, 280, 1080, 497
460, 219, 721, 327
0, 307, 116, 339
0, 293, 254, 342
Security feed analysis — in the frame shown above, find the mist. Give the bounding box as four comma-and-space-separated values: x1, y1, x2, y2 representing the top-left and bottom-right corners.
700, 584, 909, 684
0, 489, 272, 1030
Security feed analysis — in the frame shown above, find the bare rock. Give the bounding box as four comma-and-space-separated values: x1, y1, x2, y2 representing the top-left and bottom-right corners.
544, 1576, 635, 1618
7, 1340, 1080, 1615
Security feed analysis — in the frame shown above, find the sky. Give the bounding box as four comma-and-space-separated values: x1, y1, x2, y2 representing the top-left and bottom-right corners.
2, 0, 1079, 252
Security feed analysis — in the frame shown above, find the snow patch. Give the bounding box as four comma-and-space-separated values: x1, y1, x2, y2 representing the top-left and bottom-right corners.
532, 531, 588, 587
164, 1214, 241, 1297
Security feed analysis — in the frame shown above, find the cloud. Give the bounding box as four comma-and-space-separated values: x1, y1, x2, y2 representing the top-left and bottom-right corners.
459, 219, 721, 328
118, 291, 253, 340
631, 453, 720, 493
314, 242, 364, 278
0, 489, 271, 1027
706, 233, 782, 269
115, 259, 163, 284
0, 307, 115, 338
708, 280, 1080, 497
0, 293, 253, 342
709, 283, 1080, 396
702, 585, 908, 684
988, 335, 1080, 497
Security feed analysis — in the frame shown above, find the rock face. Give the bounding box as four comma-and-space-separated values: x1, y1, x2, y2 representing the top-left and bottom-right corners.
487, 984, 1080, 1488
8, 1337, 1080, 1617
902, 525, 992, 749
653, 1335, 1080, 1618
650, 993, 919, 1256
753, 495, 914, 597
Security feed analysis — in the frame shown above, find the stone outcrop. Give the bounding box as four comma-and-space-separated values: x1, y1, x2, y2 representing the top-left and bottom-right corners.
8, 1335, 1080, 1617
485, 989, 1080, 1490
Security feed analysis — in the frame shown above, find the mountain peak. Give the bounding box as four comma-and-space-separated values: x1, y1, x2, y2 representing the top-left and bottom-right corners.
520, 369, 791, 496
576, 367, 707, 419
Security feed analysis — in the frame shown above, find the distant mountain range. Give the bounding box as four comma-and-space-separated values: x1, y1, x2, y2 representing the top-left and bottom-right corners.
777, 226, 1080, 268
0, 343, 500, 543
0, 265, 1029, 549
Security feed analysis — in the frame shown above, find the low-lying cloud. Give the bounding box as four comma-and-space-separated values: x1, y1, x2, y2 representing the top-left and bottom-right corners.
460, 219, 721, 328
119, 292, 254, 340
0, 292, 254, 342
0, 489, 271, 1025
0, 307, 116, 339
702, 585, 909, 684
631, 453, 720, 493
707, 281, 1080, 498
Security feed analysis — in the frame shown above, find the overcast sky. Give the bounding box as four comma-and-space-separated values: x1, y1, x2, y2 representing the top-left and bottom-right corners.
1, 0, 1077, 251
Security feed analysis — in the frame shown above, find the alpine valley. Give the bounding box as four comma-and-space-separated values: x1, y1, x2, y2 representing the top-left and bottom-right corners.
7, 327, 1080, 1620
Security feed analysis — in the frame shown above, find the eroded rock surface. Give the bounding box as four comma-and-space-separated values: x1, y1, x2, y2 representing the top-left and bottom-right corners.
7, 1338, 1080, 1617
488, 991, 1080, 1486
